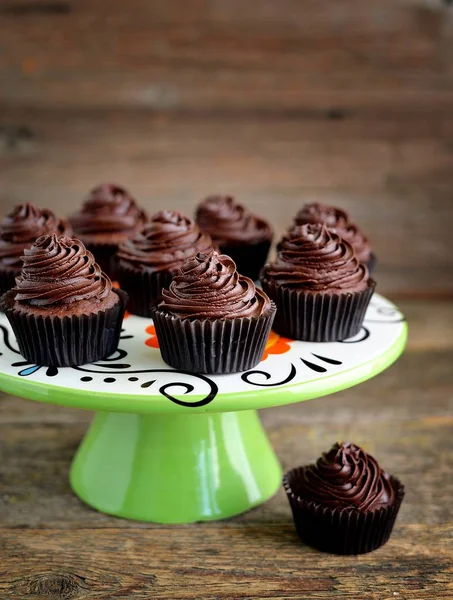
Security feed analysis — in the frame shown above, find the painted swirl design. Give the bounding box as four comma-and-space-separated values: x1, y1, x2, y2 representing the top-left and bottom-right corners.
292, 442, 395, 511
0, 204, 70, 268
69, 183, 147, 235
14, 234, 112, 306
264, 223, 369, 292
295, 202, 371, 263
196, 195, 272, 244
117, 210, 213, 271
159, 250, 271, 319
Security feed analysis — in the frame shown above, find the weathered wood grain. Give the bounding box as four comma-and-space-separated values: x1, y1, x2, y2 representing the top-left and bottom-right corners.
0, 526, 452, 599
0, 0, 452, 111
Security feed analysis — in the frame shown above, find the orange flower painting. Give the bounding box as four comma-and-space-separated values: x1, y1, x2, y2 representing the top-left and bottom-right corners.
261, 331, 292, 360
145, 324, 159, 348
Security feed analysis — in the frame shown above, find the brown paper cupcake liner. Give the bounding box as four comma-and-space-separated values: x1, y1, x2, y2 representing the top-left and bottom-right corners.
367, 252, 377, 275
1, 288, 127, 367
83, 242, 119, 279
152, 303, 276, 374
0, 268, 19, 307
219, 239, 272, 282
283, 469, 404, 555
117, 261, 176, 317
261, 278, 375, 342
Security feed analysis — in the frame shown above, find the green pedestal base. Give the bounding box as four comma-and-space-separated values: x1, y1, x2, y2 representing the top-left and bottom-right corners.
70, 410, 282, 523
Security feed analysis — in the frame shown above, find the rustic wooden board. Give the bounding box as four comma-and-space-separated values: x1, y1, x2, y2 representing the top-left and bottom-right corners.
0, 0, 452, 111
1, 300, 452, 598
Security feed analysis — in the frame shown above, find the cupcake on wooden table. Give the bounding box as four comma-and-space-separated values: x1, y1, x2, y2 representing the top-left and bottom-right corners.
0, 203, 71, 298
294, 202, 375, 272
69, 183, 147, 278
195, 195, 273, 281
283, 442, 405, 554
152, 250, 276, 374
1, 234, 127, 367
261, 223, 375, 341
116, 210, 213, 317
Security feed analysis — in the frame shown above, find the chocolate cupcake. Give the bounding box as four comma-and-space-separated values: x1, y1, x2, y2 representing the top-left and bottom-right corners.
0, 203, 71, 298
152, 250, 276, 374
69, 183, 147, 277
195, 195, 273, 281
116, 210, 213, 317
1, 234, 127, 367
261, 223, 375, 341
295, 202, 375, 272
283, 442, 405, 554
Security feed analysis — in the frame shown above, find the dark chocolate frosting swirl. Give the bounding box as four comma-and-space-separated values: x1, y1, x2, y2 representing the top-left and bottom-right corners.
291, 442, 395, 511
295, 202, 350, 229
196, 195, 272, 244
0, 204, 70, 268
159, 250, 271, 319
117, 210, 213, 271
295, 202, 371, 263
69, 183, 147, 236
14, 234, 112, 306
264, 223, 369, 293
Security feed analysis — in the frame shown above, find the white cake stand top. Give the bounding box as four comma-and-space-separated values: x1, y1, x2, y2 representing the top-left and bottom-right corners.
0, 293, 406, 414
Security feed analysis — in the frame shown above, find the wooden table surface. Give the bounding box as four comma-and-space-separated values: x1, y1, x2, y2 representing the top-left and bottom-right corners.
1, 298, 452, 600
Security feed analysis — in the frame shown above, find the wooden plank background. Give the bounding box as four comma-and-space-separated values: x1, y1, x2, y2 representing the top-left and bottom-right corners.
1, 0, 453, 296
1, 2, 453, 599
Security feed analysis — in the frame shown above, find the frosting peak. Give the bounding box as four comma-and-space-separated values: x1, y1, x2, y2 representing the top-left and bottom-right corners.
264, 223, 369, 293
196, 195, 272, 244
295, 202, 349, 229
293, 442, 395, 511
159, 250, 271, 319
69, 183, 147, 236
117, 210, 213, 271
295, 202, 371, 264
0, 203, 70, 268
14, 234, 112, 306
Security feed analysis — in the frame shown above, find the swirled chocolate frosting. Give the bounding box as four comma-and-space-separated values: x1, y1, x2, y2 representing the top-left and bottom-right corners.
0, 204, 70, 269
291, 442, 395, 511
295, 202, 371, 264
196, 195, 272, 244
159, 250, 271, 319
69, 183, 147, 236
117, 210, 213, 271
263, 223, 369, 293
14, 234, 112, 306
295, 202, 350, 229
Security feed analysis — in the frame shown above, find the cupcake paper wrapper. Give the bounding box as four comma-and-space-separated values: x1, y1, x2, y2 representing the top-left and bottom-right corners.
84, 242, 119, 279
261, 278, 375, 342
152, 303, 276, 374
117, 261, 175, 317
0, 268, 19, 307
1, 288, 127, 367
219, 239, 272, 282
367, 252, 377, 275
283, 469, 405, 555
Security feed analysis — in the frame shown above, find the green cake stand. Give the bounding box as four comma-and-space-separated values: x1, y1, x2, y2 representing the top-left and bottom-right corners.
0, 293, 406, 524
